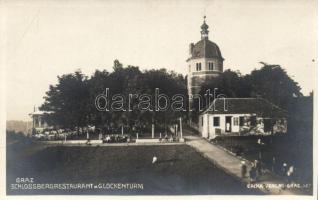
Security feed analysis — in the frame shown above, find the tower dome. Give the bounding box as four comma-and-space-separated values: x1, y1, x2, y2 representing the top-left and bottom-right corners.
190, 39, 224, 60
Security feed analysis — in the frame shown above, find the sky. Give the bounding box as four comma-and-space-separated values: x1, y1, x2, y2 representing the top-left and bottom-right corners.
2, 0, 317, 121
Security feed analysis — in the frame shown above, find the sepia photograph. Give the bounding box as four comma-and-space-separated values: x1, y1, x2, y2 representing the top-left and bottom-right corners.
1, 0, 317, 199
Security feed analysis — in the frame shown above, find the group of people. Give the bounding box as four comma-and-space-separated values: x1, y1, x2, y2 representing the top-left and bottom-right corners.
241, 159, 296, 184
159, 134, 177, 143
282, 162, 295, 183
103, 134, 129, 143
241, 160, 262, 182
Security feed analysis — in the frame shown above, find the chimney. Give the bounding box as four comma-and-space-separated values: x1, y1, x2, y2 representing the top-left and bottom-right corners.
189, 43, 194, 56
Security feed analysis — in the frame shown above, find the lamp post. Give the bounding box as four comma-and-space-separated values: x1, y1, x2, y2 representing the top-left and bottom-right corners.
179, 117, 184, 142
152, 117, 155, 139
179, 117, 183, 138
175, 124, 179, 137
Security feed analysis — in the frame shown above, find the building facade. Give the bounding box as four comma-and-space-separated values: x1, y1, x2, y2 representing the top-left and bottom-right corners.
198, 98, 288, 139
29, 109, 51, 134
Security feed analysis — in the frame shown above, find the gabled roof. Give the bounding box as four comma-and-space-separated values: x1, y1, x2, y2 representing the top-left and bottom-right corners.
203, 98, 287, 118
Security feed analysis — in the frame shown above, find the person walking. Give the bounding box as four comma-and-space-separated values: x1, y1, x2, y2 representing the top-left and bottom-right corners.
152, 156, 158, 164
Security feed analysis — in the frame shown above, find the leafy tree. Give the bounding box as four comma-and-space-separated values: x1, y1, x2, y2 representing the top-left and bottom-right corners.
200, 69, 251, 98
246, 63, 302, 109
87, 69, 111, 131
140, 69, 187, 133
40, 70, 90, 135
41, 60, 187, 136
197, 63, 302, 110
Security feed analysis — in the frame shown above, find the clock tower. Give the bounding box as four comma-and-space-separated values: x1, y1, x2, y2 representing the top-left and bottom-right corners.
187, 16, 224, 99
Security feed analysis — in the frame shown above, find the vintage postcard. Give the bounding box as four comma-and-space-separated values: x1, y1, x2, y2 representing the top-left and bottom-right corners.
1, 0, 317, 199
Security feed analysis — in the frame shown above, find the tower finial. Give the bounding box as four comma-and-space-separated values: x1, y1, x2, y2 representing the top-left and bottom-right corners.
201, 16, 209, 39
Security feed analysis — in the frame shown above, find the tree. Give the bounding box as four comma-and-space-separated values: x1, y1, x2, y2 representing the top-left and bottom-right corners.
40, 70, 90, 135
246, 63, 302, 109
200, 69, 251, 99
140, 69, 187, 132
87, 69, 111, 131
40, 59, 188, 136
197, 63, 302, 111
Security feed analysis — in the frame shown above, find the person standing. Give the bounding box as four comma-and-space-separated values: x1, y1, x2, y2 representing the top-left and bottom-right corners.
164, 134, 168, 142
255, 159, 262, 177
169, 135, 173, 142
249, 164, 257, 183
226, 123, 230, 132
241, 161, 247, 178
287, 165, 294, 183
282, 163, 288, 176
271, 156, 276, 172
281, 162, 289, 184
86, 130, 91, 145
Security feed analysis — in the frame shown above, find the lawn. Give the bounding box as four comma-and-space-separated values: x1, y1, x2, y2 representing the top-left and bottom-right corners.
7, 141, 261, 195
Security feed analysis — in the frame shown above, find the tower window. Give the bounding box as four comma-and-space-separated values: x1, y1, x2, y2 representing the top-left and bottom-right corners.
196, 63, 201, 71
208, 62, 214, 70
